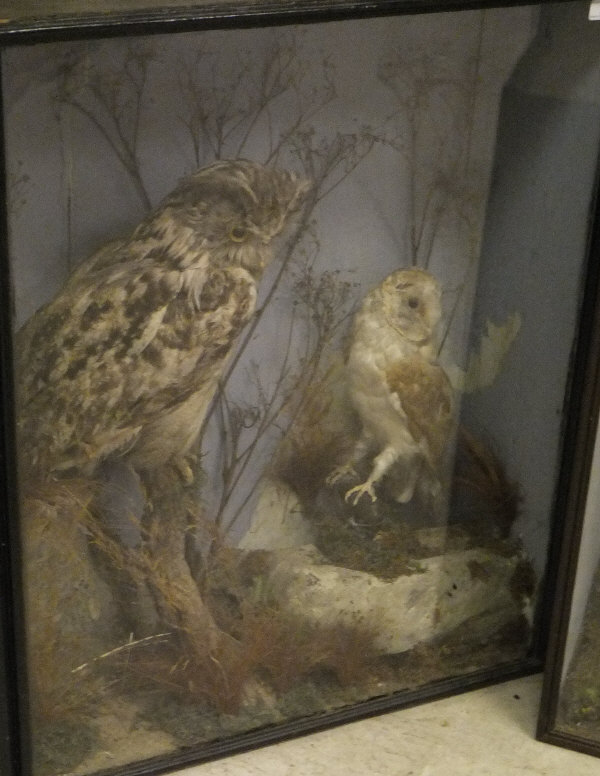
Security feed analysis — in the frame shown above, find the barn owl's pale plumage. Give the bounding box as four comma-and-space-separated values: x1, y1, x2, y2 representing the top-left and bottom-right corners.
16, 160, 310, 482
328, 267, 454, 506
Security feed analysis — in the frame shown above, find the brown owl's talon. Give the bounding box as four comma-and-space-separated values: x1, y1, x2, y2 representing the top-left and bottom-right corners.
175, 458, 195, 486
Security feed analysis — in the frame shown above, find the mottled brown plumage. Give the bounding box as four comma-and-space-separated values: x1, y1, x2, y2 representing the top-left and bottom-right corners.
16, 160, 310, 481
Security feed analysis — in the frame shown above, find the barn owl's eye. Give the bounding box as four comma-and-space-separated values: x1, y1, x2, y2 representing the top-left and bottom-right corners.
407, 296, 420, 309
230, 226, 248, 243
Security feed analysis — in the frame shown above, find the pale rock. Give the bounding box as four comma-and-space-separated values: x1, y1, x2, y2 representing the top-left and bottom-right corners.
268, 545, 527, 654
238, 478, 315, 550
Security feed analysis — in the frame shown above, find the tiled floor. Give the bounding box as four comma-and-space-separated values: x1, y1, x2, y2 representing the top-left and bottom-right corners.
176, 674, 599, 775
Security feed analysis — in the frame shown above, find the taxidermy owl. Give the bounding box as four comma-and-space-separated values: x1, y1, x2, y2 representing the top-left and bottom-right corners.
327, 267, 454, 507
16, 160, 310, 482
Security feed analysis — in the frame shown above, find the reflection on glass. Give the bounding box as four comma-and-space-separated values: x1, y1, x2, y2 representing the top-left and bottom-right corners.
553, 428, 600, 742
4, 3, 600, 773
558, 559, 600, 738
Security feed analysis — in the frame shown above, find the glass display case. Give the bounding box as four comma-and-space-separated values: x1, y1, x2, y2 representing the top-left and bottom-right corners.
538, 395, 600, 755
2, 1, 600, 775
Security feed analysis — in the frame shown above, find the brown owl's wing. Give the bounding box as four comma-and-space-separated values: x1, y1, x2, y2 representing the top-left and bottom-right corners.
16, 254, 256, 477
385, 356, 454, 465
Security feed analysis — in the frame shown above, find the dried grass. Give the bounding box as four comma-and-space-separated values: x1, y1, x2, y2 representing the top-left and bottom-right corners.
21, 478, 120, 723
452, 427, 521, 537
102, 600, 381, 716
273, 359, 357, 502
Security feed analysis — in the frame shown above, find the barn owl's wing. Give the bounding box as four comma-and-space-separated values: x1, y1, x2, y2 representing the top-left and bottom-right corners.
385, 356, 454, 465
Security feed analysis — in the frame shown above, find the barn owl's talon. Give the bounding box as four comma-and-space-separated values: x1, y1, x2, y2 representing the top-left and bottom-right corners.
345, 482, 377, 505
326, 464, 357, 486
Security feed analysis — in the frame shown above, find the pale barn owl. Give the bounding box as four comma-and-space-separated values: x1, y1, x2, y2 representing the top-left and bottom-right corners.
328, 267, 454, 507
16, 160, 310, 482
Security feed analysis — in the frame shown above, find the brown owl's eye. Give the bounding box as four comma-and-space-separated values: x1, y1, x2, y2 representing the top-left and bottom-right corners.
230, 226, 248, 243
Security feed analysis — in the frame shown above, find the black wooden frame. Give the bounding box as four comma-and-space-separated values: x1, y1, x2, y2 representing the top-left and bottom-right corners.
536, 180, 600, 757
0, 0, 571, 44
2, 1, 600, 774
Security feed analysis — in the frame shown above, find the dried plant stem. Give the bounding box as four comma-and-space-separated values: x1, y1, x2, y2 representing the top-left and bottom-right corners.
67, 98, 151, 210
57, 46, 153, 210
71, 632, 173, 674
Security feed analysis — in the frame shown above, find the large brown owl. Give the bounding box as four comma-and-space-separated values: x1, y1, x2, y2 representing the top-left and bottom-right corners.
16, 160, 310, 482
327, 267, 454, 507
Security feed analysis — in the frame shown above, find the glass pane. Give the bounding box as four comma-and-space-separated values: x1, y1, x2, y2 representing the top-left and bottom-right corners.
552, 429, 600, 743
4, 2, 599, 773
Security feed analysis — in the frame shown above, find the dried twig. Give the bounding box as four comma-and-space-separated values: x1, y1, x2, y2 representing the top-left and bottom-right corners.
71, 632, 173, 674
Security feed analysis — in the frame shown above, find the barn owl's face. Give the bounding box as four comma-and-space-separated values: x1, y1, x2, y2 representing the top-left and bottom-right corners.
381, 268, 441, 344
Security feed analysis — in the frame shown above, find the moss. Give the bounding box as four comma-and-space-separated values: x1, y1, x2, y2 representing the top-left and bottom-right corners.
509, 557, 536, 603
450, 428, 522, 539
